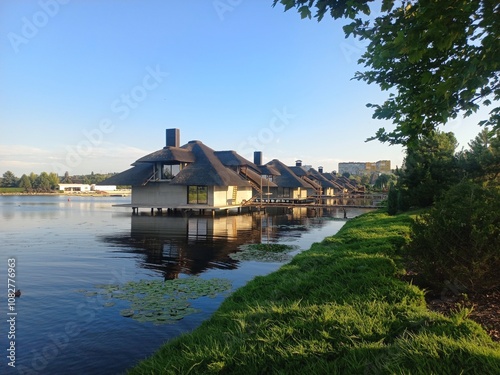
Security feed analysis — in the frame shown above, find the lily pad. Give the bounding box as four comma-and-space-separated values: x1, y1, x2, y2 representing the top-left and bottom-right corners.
120, 309, 135, 317
229, 244, 299, 262
81, 276, 232, 325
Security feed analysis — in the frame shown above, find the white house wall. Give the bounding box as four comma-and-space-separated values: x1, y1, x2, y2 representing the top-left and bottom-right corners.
132, 183, 186, 206
213, 186, 252, 207
132, 184, 252, 208
238, 186, 252, 204
293, 188, 307, 199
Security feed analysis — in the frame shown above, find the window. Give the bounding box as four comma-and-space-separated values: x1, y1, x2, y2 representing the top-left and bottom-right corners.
154, 163, 185, 180
188, 186, 208, 204
277, 187, 291, 198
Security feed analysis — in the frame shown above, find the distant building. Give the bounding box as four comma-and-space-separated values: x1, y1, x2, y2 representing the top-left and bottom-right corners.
58, 184, 117, 193
58, 183, 91, 192
338, 160, 391, 176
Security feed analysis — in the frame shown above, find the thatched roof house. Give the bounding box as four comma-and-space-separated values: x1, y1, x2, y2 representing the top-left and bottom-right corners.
101, 129, 259, 210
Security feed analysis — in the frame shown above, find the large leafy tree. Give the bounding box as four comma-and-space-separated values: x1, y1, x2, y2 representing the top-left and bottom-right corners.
273, 0, 499, 146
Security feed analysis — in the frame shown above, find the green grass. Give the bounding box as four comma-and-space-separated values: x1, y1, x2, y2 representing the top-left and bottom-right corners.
128, 210, 500, 374
0, 187, 25, 193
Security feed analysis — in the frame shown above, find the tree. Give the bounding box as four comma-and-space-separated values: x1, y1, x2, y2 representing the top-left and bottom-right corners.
459, 127, 500, 185
35, 172, 52, 192
374, 173, 390, 189
273, 0, 499, 145
48, 172, 60, 190
407, 181, 500, 291
29, 172, 38, 187
397, 131, 459, 208
62, 171, 72, 183
1, 171, 18, 187
18, 174, 32, 191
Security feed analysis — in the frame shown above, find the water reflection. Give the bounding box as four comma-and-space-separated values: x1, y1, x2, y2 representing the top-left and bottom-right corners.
99, 207, 351, 280
101, 214, 261, 279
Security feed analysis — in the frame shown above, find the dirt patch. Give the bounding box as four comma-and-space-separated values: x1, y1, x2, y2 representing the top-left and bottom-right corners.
426, 289, 500, 342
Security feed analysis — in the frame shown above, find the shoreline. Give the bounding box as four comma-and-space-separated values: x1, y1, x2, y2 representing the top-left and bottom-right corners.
128, 210, 500, 374
0, 191, 131, 197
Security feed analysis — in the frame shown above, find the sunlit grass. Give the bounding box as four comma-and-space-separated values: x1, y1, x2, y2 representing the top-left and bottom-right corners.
128, 210, 500, 374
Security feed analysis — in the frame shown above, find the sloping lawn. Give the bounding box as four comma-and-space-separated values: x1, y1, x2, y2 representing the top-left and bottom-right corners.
128, 210, 500, 374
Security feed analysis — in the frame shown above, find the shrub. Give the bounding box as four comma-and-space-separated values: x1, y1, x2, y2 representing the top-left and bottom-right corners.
407, 181, 500, 292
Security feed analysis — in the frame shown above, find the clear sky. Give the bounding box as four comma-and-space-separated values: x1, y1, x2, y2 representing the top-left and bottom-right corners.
0, 0, 486, 176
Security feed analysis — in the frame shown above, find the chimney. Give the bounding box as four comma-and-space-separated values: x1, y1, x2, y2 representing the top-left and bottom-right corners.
166, 128, 180, 148
254, 151, 262, 166
296, 160, 302, 167
318, 166, 323, 173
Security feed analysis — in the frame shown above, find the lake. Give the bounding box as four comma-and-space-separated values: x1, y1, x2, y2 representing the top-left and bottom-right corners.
0, 195, 371, 374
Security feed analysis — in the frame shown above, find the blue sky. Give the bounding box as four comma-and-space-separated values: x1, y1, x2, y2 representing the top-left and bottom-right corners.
0, 0, 485, 176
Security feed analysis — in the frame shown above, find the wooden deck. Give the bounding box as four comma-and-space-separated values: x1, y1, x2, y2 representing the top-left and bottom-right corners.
113, 203, 247, 215
113, 200, 382, 216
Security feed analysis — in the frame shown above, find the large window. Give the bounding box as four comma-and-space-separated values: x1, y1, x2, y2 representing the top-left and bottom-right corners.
161, 164, 181, 180
188, 185, 208, 204
154, 163, 185, 180
277, 187, 291, 198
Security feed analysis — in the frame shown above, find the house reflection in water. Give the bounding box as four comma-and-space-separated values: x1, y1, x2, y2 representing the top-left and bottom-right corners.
101, 207, 337, 280
101, 213, 262, 279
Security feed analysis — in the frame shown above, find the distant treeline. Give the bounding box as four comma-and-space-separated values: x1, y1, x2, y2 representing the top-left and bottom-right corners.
0, 171, 117, 192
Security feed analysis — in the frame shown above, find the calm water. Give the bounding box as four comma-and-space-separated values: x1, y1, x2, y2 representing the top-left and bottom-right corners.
0, 195, 370, 374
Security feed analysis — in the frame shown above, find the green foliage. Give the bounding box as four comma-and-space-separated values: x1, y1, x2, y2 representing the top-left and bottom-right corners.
374, 173, 392, 190
407, 181, 500, 292
128, 211, 500, 374
34, 172, 52, 192
274, 0, 500, 145
396, 131, 460, 208
459, 127, 500, 186
1, 170, 18, 187
387, 183, 398, 215
18, 174, 32, 191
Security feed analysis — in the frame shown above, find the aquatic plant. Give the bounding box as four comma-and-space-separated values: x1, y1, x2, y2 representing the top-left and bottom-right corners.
79, 277, 232, 325
229, 243, 298, 262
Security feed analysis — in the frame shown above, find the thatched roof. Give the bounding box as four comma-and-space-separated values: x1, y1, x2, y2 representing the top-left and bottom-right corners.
241, 167, 278, 188
100, 137, 274, 188
169, 141, 251, 187
265, 159, 311, 188
307, 168, 337, 189
99, 163, 154, 186
258, 165, 280, 176
214, 151, 259, 172
134, 147, 195, 164
289, 166, 308, 177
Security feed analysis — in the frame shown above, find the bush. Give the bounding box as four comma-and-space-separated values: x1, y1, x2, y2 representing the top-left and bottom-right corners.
407, 181, 500, 292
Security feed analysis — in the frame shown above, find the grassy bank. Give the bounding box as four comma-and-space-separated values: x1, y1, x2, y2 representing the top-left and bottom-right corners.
129, 210, 500, 374
0, 187, 25, 193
